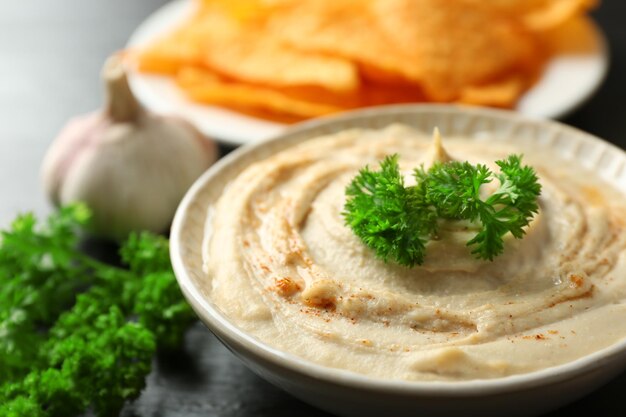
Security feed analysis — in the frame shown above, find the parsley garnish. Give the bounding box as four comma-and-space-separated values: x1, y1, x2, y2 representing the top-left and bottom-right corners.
343, 154, 541, 267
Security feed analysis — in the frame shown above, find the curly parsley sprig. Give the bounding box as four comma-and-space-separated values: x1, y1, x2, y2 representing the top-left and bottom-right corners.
343, 154, 541, 267
0, 204, 196, 416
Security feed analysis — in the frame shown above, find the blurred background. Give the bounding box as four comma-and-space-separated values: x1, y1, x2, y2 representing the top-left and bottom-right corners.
0, 1, 625, 416
1, 0, 625, 227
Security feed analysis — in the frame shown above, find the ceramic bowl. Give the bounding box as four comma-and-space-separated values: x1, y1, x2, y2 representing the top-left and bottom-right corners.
170, 105, 626, 417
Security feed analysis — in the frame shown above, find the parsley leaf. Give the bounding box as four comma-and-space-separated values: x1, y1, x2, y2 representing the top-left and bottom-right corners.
343, 154, 541, 266
343, 155, 437, 267
467, 155, 541, 260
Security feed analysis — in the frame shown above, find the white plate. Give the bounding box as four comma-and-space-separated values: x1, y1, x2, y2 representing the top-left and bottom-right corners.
126, 0, 609, 146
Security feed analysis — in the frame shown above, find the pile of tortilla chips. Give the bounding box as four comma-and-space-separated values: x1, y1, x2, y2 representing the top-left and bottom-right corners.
136, 0, 598, 121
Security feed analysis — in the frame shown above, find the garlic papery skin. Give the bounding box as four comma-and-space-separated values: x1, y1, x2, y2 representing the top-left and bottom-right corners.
41, 54, 218, 241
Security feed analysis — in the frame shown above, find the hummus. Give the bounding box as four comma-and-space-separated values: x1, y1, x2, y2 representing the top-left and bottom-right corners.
204, 124, 626, 381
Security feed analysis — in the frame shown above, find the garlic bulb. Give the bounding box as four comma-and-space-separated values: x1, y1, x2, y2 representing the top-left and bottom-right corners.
41, 54, 218, 241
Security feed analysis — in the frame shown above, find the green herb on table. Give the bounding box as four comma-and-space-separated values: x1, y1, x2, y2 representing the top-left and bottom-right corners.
343, 154, 541, 267
0, 204, 196, 417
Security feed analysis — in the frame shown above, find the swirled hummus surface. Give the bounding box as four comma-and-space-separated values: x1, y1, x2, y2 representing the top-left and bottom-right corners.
204, 124, 626, 381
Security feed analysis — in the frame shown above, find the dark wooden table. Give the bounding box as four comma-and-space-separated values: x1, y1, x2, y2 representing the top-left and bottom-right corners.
1, 1, 625, 416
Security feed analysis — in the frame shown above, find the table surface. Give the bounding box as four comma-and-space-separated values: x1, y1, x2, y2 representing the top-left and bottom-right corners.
1, 1, 626, 416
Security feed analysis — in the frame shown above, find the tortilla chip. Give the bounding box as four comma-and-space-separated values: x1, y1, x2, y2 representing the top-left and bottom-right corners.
372, 0, 543, 102
539, 16, 599, 54
268, 0, 406, 85
464, 0, 599, 32
200, 0, 269, 21
201, 0, 296, 21
140, 2, 359, 93
176, 65, 223, 87
281, 82, 427, 109
196, 4, 360, 92
203, 30, 360, 93
459, 75, 527, 108
176, 67, 346, 118
135, 11, 212, 75
176, 65, 428, 120
270, 0, 542, 102
136, 32, 202, 74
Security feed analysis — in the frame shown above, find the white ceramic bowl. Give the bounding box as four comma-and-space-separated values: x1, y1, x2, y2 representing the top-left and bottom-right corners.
170, 105, 626, 417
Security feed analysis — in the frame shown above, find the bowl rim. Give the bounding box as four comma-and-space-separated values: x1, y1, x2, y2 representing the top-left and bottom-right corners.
170, 103, 626, 396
